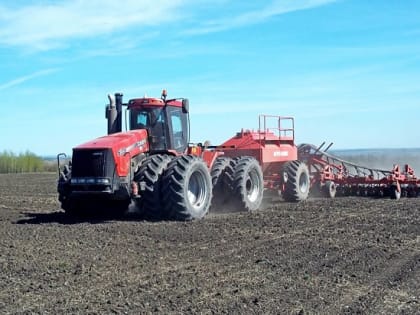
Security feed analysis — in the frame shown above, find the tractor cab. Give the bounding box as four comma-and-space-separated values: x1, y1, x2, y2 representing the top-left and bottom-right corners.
128, 96, 189, 153
106, 90, 190, 154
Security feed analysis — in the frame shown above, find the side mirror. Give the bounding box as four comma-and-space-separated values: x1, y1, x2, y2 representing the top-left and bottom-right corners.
182, 98, 189, 114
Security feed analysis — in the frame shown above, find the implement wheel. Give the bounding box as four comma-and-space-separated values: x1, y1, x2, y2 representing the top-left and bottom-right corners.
282, 160, 310, 202
389, 184, 401, 200
136, 154, 172, 220
230, 157, 264, 211
162, 155, 212, 221
323, 181, 336, 198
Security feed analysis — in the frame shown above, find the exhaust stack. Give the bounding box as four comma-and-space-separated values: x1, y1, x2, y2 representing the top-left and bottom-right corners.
105, 93, 123, 134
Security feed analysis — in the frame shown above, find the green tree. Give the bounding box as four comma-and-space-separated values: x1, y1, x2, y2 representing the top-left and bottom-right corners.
0, 150, 46, 173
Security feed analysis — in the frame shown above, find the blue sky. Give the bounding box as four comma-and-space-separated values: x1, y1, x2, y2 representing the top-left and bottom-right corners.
1, 0, 419, 156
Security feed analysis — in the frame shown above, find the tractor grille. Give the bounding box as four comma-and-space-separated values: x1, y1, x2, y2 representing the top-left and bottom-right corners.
72, 149, 115, 178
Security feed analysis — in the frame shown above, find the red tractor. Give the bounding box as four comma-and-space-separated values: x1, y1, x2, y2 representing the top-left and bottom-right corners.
57, 90, 312, 220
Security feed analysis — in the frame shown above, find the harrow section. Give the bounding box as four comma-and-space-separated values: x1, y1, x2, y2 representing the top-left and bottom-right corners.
298, 143, 420, 200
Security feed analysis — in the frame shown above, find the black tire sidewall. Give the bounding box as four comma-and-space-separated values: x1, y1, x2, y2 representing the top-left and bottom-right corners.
163, 156, 212, 220
283, 161, 310, 202
183, 159, 212, 219
232, 157, 264, 211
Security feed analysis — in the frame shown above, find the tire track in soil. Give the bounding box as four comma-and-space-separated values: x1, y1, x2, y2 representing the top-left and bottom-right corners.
61, 208, 360, 313
99, 208, 382, 312
205, 205, 420, 314
338, 252, 420, 314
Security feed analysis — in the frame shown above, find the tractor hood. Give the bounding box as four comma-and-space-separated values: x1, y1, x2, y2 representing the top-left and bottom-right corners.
73, 129, 149, 177
75, 129, 149, 154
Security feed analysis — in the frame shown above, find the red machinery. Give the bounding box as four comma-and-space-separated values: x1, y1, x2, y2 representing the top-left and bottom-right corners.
57, 90, 419, 221
298, 143, 420, 199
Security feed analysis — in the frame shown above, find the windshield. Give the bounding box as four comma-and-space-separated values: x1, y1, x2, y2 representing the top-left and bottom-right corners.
130, 107, 165, 130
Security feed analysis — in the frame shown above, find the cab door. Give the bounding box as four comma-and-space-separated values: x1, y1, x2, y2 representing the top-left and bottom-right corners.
167, 106, 189, 153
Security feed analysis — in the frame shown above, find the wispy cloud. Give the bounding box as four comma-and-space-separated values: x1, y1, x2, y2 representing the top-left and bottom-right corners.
0, 68, 59, 90
0, 1, 340, 51
0, 0, 185, 51
183, 0, 338, 35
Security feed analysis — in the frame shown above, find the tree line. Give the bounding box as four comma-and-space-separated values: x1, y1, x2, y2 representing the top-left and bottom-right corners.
0, 151, 54, 173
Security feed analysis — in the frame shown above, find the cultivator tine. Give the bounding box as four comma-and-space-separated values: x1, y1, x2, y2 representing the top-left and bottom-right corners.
314, 142, 325, 155
324, 142, 333, 152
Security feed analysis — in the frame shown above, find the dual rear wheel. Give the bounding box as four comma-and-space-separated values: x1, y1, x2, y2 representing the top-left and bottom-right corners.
159, 155, 265, 219
211, 156, 265, 212
135, 154, 172, 220
162, 155, 213, 220
211, 157, 313, 211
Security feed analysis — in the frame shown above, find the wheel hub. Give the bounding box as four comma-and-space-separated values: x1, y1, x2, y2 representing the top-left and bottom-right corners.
187, 171, 207, 210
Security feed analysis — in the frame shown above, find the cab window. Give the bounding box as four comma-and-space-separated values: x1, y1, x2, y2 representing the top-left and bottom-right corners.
168, 107, 188, 152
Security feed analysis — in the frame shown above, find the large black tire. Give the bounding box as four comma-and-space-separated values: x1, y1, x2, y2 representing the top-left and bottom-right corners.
136, 154, 172, 220
223, 157, 242, 189
61, 197, 78, 215
210, 156, 233, 208
58, 168, 82, 216
162, 155, 212, 221
282, 160, 310, 202
323, 180, 336, 198
229, 157, 264, 211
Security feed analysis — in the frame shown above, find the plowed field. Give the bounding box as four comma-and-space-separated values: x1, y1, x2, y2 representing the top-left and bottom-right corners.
0, 173, 419, 314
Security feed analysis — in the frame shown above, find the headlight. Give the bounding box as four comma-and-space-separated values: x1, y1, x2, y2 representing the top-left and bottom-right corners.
71, 177, 110, 185
96, 178, 111, 185
71, 178, 86, 184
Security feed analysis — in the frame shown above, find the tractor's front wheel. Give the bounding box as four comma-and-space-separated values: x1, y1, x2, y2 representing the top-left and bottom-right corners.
135, 154, 172, 220
162, 155, 212, 221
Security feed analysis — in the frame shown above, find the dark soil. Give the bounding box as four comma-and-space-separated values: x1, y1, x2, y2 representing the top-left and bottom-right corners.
0, 173, 419, 314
